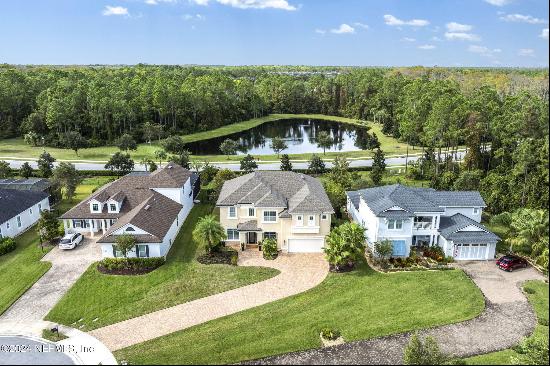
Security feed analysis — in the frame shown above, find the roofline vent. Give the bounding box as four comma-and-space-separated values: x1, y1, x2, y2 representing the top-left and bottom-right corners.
144, 204, 151, 210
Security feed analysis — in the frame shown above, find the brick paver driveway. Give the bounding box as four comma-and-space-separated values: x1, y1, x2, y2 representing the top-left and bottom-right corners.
0, 237, 101, 323
90, 251, 328, 351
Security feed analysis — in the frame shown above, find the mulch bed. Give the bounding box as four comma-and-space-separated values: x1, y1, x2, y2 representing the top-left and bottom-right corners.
97, 265, 160, 276
197, 250, 238, 265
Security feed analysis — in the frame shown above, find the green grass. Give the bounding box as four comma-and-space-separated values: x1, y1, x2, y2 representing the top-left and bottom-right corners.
0, 176, 111, 315
41, 329, 68, 342
0, 114, 417, 163
465, 280, 548, 365
115, 263, 484, 365
45, 204, 279, 331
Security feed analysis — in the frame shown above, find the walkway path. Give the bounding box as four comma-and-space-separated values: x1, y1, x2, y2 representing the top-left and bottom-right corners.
245, 260, 546, 365
90, 251, 328, 351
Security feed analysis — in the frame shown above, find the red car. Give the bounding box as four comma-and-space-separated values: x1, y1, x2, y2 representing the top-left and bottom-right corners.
496, 255, 528, 271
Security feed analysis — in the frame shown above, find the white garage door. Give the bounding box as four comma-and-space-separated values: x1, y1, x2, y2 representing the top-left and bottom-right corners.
454, 244, 488, 260
288, 237, 325, 253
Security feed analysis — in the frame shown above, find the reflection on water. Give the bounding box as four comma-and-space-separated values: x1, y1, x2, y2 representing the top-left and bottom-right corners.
186, 119, 376, 155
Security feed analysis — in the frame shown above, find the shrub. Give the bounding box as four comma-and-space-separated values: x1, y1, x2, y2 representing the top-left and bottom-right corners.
524, 287, 536, 295
262, 238, 278, 260
98, 257, 165, 272
511, 334, 549, 365
403, 333, 448, 365
320, 328, 341, 341
538, 318, 548, 326
374, 239, 393, 260
0, 237, 16, 256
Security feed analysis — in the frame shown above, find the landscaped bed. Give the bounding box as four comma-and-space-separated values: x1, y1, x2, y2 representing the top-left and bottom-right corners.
114, 261, 484, 365
97, 257, 166, 275
45, 204, 279, 331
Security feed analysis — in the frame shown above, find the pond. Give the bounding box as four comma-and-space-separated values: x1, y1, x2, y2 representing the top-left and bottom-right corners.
185, 119, 378, 156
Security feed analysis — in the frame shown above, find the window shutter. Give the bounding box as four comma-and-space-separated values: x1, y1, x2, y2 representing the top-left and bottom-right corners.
145, 245, 149, 258
112, 245, 117, 258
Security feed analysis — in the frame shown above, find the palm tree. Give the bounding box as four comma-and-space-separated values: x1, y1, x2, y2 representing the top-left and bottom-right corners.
193, 215, 227, 253
506, 209, 549, 256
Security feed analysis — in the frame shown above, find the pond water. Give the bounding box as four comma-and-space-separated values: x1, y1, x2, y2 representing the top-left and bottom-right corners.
185, 119, 377, 155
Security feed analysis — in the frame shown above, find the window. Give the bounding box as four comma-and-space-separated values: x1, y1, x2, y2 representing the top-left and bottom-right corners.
297, 215, 303, 225
388, 219, 403, 230
17, 216, 22, 228
0, 228, 2, 238
126, 227, 135, 232
29, 208, 33, 215
38, 203, 42, 211
308, 215, 315, 226
264, 232, 277, 240
473, 208, 479, 215
136, 245, 148, 258
322, 214, 328, 220
92, 203, 99, 212
263, 211, 277, 222
248, 208, 255, 217
113, 245, 123, 258
110, 204, 117, 212
228, 206, 236, 218
6, 222, 10, 229
227, 229, 239, 240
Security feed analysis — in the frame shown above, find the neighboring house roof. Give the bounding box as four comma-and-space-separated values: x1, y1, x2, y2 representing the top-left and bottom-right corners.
347, 184, 486, 216
217, 171, 334, 214
0, 189, 49, 224
237, 220, 262, 232
0, 178, 51, 192
346, 190, 361, 210
439, 214, 500, 244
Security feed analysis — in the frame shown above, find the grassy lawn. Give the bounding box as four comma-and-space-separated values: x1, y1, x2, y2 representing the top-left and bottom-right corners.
0, 176, 112, 315
115, 263, 484, 365
465, 280, 548, 365
0, 114, 417, 163
45, 204, 279, 331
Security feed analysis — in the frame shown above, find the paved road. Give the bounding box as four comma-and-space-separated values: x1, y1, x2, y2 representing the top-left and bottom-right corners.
2, 151, 466, 171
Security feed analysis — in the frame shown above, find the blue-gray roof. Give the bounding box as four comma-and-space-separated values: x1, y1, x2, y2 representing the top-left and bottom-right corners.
0, 189, 49, 224
346, 184, 486, 215
439, 214, 500, 244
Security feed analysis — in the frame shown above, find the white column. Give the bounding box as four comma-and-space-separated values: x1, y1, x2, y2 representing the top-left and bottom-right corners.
89, 219, 94, 238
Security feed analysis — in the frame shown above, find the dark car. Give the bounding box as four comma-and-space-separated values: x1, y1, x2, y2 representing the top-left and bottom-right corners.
496, 255, 528, 272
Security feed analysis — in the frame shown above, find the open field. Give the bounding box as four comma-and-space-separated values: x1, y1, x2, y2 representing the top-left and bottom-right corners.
0, 114, 417, 163
115, 262, 484, 365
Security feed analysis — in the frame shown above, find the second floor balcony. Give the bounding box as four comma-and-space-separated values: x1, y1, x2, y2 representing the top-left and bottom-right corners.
413, 217, 434, 230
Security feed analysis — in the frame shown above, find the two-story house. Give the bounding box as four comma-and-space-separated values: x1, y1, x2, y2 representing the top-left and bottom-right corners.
60, 163, 199, 258
216, 171, 334, 253
0, 189, 50, 239
346, 184, 500, 260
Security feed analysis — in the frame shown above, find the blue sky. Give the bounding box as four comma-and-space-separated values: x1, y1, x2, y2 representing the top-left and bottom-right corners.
0, 0, 548, 66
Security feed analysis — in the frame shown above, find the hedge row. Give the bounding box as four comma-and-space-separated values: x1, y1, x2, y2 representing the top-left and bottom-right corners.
98, 257, 165, 272
0, 237, 16, 256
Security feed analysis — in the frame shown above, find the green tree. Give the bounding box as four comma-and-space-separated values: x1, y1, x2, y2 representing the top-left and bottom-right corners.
371, 148, 386, 185
505, 209, 549, 266
193, 215, 226, 253
201, 162, 220, 185
0, 161, 11, 178
51, 162, 82, 201
161, 136, 186, 155
169, 150, 191, 169
62, 131, 87, 157
403, 333, 447, 365
307, 154, 326, 174
327, 156, 352, 189
115, 234, 137, 259
19, 162, 33, 178
37, 151, 56, 178
374, 239, 393, 261
154, 150, 167, 167
219, 139, 239, 158
37, 210, 61, 244
323, 222, 366, 271
116, 133, 137, 152
240, 154, 258, 173
142, 121, 162, 144
316, 131, 333, 155
269, 137, 287, 157
324, 180, 347, 218
24, 131, 40, 146
453, 169, 484, 191
280, 154, 293, 171
105, 152, 135, 176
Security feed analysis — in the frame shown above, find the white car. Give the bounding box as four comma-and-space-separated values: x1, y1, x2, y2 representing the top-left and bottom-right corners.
59, 233, 84, 250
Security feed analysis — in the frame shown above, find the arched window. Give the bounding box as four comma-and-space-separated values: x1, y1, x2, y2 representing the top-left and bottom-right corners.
126, 227, 135, 232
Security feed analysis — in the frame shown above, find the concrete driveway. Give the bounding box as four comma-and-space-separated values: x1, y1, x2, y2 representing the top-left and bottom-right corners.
0, 238, 101, 323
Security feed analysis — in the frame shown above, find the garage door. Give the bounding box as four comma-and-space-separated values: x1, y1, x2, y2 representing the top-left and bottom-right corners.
454, 244, 488, 260
288, 238, 325, 253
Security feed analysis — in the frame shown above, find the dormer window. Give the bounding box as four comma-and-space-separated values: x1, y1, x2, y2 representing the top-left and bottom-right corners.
126, 227, 135, 232
110, 203, 117, 212
92, 203, 99, 212
473, 208, 479, 215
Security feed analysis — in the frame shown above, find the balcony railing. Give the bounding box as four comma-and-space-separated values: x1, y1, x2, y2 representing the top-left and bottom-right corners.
413, 222, 433, 230
291, 226, 320, 234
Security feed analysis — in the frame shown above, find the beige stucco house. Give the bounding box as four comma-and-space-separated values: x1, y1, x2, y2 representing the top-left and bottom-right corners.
216, 171, 334, 253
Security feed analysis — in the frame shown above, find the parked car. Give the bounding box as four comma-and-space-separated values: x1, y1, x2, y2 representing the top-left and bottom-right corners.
496, 255, 528, 271
59, 233, 83, 250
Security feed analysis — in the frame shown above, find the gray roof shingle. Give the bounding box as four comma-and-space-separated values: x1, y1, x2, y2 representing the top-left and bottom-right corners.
0, 189, 49, 224
237, 220, 262, 232
439, 214, 500, 244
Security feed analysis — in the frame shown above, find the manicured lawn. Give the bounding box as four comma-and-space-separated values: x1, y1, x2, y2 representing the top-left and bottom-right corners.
0, 114, 416, 163
465, 280, 548, 365
0, 176, 111, 315
45, 204, 279, 331
115, 264, 484, 365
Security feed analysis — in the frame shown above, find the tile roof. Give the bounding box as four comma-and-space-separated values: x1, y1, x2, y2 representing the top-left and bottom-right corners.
439, 213, 500, 244
237, 220, 262, 232
216, 171, 334, 214
346, 184, 486, 215
0, 189, 49, 224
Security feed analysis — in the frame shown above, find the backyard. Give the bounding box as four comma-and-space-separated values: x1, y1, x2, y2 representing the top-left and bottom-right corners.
114, 262, 484, 365
0, 176, 113, 315
45, 204, 279, 330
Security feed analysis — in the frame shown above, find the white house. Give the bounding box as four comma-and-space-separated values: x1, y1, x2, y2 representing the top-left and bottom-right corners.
60, 163, 199, 258
346, 184, 500, 261
0, 189, 50, 238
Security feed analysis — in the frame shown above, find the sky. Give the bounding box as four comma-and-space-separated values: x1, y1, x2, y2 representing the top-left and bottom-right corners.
0, 0, 548, 67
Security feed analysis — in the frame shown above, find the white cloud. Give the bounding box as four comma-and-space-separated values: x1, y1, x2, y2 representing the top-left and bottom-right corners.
418, 44, 436, 50
183, 13, 204, 20
484, 0, 512, 6
401, 37, 416, 42
330, 24, 355, 34
383, 14, 429, 27
518, 48, 535, 57
146, 0, 177, 4
102, 6, 129, 16
541, 28, 549, 40
499, 13, 548, 24
353, 22, 369, 30
446, 22, 473, 32
444, 32, 481, 41
431, 36, 443, 42
468, 45, 502, 57
194, 0, 297, 10
315, 29, 326, 35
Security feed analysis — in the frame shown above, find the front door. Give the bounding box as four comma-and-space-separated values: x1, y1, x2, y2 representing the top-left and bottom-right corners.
247, 232, 257, 244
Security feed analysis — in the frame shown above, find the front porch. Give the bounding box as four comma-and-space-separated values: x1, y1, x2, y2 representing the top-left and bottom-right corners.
63, 218, 117, 238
